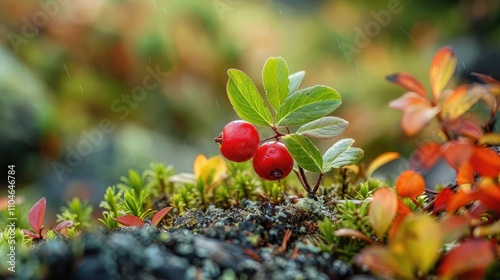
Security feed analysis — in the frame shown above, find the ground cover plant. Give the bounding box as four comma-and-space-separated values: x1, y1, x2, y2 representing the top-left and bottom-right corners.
1, 49, 500, 280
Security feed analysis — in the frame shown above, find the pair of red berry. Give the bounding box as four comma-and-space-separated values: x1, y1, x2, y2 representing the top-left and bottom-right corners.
214, 120, 293, 181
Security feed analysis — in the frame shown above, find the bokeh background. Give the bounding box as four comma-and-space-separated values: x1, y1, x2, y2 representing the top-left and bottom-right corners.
1, 0, 499, 207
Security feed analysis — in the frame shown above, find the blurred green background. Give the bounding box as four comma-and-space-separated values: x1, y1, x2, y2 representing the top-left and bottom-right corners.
1, 0, 499, 206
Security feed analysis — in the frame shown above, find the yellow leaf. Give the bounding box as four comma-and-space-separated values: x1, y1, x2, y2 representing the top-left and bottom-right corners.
479, 133, 500, 145
440, 85, 482, 120
193, 154, 208, 178
200, 155, 227, 185
392, 215, 442, 275
366, 152, 400, 178
430, 46, 457, 101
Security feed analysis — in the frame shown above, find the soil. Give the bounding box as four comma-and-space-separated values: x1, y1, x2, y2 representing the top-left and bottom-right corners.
8, 198, 379, 280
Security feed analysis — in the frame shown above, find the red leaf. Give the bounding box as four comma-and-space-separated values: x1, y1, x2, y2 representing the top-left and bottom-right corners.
0, 196, 8, 211
440, 139, 473, 170
470, 147, 500, 178
444, 118, 483, 140
433, 188, 452, 213
396, 170, 425, 198
386, 73, 428, 98
114, 214, 145, 227
429, 45, 457, 101
438, 239, 494, 279
54, 220, 74, 231
28, 198, 46, 235
151, 206, 173, 226
22, 229, 40, 239
439, 215, 471, 244
471, 72, 500, 86
409, 142, 442, 172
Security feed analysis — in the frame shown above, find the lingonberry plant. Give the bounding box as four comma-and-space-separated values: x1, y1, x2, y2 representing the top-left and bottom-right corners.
216, 57, 364, 197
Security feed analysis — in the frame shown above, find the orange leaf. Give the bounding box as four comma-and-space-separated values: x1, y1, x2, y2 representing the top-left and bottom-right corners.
151, 206, 173, 226
396, 170, 425, 198
470, 147, 500, 178
334, 228, 374, 244
429, 45, 457, 101
401, 105, 440, 136
389, 92, 431, 110
355, 246, 414, 279
440, 139, 473, 170
457, 161, 475, 184
437, 239, 494, 280
386, 72, 428, 98
447, 188, 477, 213
388, 200, 412, 241
409, 142, 442, 172
433, 188, 452, 213
474, 181, 500, 212
366, 152, 401, 178
440, 85, 481, 120
28, 198, 46, 234
369, 187, 398, 240
114, 214, 145, 227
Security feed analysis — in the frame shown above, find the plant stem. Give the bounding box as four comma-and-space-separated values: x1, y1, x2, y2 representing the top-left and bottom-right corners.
311, 173, 324, 196
296, 166, 311, 194
260, 126, 287, 143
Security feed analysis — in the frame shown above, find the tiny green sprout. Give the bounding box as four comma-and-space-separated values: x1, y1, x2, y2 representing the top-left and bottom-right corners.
56, 198, 93, 231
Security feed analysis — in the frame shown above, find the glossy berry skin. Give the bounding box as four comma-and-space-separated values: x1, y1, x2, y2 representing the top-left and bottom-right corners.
253, 142, 294, 180
215, 120, 260, 162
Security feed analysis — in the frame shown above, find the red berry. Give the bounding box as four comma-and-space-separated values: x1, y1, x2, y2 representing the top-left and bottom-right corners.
252, 142, 294, 180
214, 120, 260, 162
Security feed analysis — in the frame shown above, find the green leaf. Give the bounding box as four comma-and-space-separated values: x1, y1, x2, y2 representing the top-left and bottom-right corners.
263, 57, 289, 110
323, 139, 364, 172
288, 71, 305, 94
276, 85, 341, 126
282, 134, 323, 173
296, 117, 348, 139
227, 69, 273, 126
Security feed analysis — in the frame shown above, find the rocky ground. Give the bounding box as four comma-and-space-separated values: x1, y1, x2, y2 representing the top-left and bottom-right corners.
11, 199, 378, 280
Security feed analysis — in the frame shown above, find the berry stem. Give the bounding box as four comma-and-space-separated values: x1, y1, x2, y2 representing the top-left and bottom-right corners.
297, 166, 311, 193
214, 134, 222, 143
260, 126, 287, 143
292, 169, 307, 192
311, 173, 324, 195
